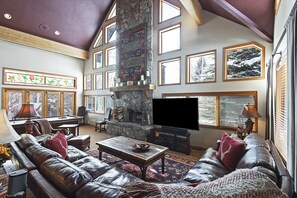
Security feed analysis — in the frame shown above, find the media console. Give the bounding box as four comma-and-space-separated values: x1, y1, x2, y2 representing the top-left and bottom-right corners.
149, 126, 191, 155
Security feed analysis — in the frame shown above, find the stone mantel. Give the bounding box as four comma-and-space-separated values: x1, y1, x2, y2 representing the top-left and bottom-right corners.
110, 84, 155, 99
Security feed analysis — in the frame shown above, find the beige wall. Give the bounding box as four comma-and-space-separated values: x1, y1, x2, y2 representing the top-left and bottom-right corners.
0, 40, 84, 110
152, 0, 272, 149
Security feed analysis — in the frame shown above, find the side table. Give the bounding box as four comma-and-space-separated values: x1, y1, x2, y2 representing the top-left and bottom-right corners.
58, 124, 80, 136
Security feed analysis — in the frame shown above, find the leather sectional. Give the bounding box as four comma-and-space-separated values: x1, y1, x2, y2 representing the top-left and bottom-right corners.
10, 133, 294, 198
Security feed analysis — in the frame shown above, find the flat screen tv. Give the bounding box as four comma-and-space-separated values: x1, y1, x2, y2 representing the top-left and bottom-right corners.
152, 98, 199, 130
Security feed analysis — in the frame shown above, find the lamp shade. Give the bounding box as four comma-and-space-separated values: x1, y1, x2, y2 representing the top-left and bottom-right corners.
241, 104, 261, 118
15, 103, 40, 119
0, 109, 21, 144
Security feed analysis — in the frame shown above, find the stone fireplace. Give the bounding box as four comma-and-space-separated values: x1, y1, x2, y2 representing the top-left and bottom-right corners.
107, 0, 154, 141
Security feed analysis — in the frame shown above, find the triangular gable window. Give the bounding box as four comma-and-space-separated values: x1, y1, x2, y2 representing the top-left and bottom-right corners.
93, 30, 103, 48
107, 3, 116, 20
160, 0, 180, 22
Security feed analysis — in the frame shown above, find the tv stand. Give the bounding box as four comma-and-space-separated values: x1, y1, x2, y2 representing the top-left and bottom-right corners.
149, 126, 191, 155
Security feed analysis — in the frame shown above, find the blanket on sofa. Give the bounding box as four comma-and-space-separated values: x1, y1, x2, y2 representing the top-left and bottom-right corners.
121, 169, 287, 198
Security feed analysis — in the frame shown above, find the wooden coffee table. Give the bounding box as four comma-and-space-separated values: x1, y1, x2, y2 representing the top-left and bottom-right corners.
96, 136, 168, 180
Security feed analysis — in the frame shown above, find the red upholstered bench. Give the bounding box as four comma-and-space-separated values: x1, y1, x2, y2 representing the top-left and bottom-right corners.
68, 135, 90, 151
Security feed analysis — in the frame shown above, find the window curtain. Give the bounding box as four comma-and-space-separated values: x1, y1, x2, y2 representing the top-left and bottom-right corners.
265, 59, 274, 140
286, 5, 297, 192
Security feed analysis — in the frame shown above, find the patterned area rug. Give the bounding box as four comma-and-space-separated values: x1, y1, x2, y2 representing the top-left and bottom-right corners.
86, 149, 197, 182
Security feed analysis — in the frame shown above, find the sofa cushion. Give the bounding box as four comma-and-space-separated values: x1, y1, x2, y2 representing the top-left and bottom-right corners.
40, 157, 92, 197
184, 148, 230, 183
252, 166, 277, 184
75, 167, 142, 198
66, 145, 88, 162
244, 133, 270, 150
216, 132, 245, 171
236, 146, 276, 172
72, 156, 112, 179
25, 144, 63, 168
16, 134, 40, 150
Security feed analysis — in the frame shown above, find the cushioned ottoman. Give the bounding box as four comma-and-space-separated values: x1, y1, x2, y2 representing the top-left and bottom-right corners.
68, 135, 90, 151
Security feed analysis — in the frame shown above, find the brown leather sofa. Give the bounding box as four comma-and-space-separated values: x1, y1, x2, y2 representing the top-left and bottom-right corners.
10, 133, 294, 198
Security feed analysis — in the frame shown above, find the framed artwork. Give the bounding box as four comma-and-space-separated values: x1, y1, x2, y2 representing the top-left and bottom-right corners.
94, 73, 103, 90
186, 50, 216, 84
93, 51, 103, 69
223, 42, 265, 81
119, 23, 146, 82
83, 74, 92, 90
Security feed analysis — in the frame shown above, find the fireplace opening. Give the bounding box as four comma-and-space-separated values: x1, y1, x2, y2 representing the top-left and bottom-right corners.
127, 108, 143, 123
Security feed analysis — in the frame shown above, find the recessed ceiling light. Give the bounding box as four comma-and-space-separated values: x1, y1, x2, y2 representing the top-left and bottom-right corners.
55, 31, 60, 36
4, 13, 12, 20
39, 24, 49, 31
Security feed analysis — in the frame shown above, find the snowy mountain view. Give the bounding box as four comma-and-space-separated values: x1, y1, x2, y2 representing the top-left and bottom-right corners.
226, 46, 262, 79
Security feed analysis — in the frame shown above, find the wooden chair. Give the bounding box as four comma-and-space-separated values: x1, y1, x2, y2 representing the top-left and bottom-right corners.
95, 108, 112, 132
77, 106, 86, 125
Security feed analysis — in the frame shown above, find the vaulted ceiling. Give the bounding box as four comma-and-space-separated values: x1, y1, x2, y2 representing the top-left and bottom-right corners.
0, 0, 274, 59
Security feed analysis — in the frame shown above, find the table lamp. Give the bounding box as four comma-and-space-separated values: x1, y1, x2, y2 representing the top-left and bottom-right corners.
15, 103, 40, 134
240, 103, 261, 134
0, 109, 21, 165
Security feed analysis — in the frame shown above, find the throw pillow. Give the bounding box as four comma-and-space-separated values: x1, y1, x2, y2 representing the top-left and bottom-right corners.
54, 131, 68, 148
46, 132, 68, 159
216, 132, 245, 171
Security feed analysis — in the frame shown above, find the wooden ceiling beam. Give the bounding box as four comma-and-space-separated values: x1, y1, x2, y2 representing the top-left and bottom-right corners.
212, 0, 273, 43
180, 0, 203, 26
0, 26, 88, 60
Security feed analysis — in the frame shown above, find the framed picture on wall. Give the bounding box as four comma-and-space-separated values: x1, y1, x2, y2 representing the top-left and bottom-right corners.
83, 74, 92, 90
223, 42, 265, 81
93, 51, 103, 69
186, 50, 216, 83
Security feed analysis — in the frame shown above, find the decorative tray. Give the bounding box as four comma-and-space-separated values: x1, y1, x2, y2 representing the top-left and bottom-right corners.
132, 143, 150, 152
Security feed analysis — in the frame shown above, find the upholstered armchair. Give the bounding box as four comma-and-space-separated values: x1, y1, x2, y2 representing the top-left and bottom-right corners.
32, 119, 74, 140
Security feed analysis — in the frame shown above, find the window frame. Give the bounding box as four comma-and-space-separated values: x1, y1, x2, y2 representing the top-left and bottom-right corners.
105, 70, 116, 89
162, 91, 258, 131
159, 0, 181, 23
93, 30, 103, 48
2, 88, 76, 119
83, 74, 92, 90
186, 50, 217, 84
158, 23, 181, 54
93, 50, 103, 69
105, 46, 116, 67
223, 42, 265, 81
94, 73, 103, 90
158, 57, 181, 86
105, 22, 116, 44
107, 3, 116, 20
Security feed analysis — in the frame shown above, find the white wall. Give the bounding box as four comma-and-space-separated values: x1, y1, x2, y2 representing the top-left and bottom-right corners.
274, 0, 296, 47
153, 1, 272, 149
0, 40, 84, 109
